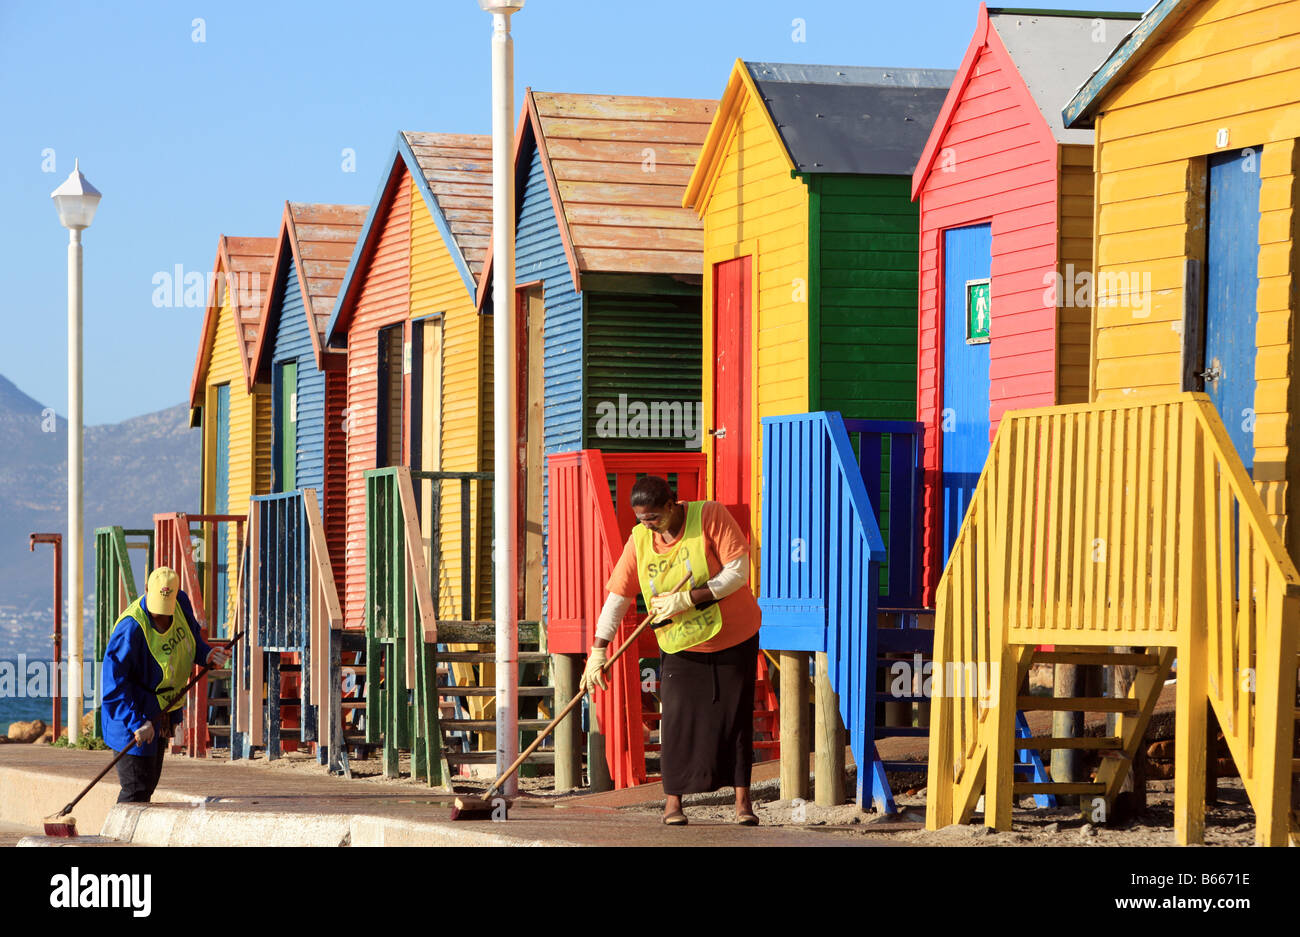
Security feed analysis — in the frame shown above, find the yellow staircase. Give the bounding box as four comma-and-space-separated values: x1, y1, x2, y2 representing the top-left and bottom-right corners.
926, 393, 1300, 846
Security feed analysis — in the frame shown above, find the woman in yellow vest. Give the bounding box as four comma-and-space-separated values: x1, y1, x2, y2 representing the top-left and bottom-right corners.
101, 567, 229, 802
583, 476, 762, 826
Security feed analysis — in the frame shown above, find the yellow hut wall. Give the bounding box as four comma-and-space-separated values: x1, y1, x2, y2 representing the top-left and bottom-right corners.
700, 88, 810, 551
1089, 0, 1300, 539
408, 179, 492, 621
202, 283, 266, 626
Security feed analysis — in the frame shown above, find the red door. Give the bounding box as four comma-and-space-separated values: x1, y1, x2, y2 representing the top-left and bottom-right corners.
712, 256, 752, 509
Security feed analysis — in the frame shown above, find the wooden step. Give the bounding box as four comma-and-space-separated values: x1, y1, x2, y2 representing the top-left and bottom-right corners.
435, 651, 549, 664
440, 686, 554, 697
437, 620, 541, 643
1016, 736, 1124, 750
207, 697, 232, 706
1017, 696, 1138, 714
1013, 782, 1106, 795
444, 750, 554, 764
341, 700, 366, 709
1031, 651, 1160, 667
206, 726, 231, 737
442, 719, 554, 731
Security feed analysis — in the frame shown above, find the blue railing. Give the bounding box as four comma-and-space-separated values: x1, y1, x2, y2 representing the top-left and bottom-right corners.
759, 412, 889, 806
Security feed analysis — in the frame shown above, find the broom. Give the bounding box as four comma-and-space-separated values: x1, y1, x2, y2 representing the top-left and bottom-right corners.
43, 626, 247, 837
451, 569, 695, 820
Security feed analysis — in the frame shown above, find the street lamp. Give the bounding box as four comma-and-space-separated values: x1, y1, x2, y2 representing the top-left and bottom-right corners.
51, 159, 101, 744
478, 0, 523, 797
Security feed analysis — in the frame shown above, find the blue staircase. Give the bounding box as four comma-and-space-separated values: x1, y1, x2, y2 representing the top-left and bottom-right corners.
759, 413, 1053, 813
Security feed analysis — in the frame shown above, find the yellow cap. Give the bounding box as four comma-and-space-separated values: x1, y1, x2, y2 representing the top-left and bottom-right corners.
146, 567, 180, 616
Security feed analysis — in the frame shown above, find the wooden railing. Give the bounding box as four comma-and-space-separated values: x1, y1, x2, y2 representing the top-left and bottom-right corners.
926, 393, 1300, 845
93, 526, 152, 738
758, 413, 887, 805
365, 466, 444, 783
303, 488, 346, 773
547, 450, 708, 788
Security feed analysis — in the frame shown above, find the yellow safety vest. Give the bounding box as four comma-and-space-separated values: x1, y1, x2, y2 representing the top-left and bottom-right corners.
633, 502, 723, 654
122, 596, 196, 713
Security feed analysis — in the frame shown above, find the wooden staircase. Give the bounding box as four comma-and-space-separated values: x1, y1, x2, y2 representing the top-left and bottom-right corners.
926, 394, 1300, 845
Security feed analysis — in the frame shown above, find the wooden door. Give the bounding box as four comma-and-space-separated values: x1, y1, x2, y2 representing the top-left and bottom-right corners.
410, 316, 444, 609
1203, 147, 1263, 473
712, 256, 752, 509
517, 287, 545, 622
940, 223, 992, 564
213, 383, 231, 633
376, 323, 404, 470
273, 360, 297, 492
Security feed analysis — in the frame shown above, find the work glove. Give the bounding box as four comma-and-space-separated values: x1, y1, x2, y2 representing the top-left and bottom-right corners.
133, 722, 156, 746
582, 646, 608, 693
207, 646, 231, 669
650, 590, 695, 624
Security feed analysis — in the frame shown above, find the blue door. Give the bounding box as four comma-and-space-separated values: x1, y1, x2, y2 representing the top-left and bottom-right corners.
214, 383, 230, 634
1204, 147, 1263, 473
941, 223, 993, 563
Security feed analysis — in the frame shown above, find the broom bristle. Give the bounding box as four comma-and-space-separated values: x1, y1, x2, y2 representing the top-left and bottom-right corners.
450, 796, 506, 821
43, 816, 78, 837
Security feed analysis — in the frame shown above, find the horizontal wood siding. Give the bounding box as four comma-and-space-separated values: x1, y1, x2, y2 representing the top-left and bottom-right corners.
1091, 0, 1300, 533
271, 257, 326, 494
410, 177, 490, 619
343, 171, 411, 626
1057, 144, 1094, 406
205, 286, 260, 626
915, 40, 1060, 601
815, 173, 919, 420
323, 366, 348, 611
582, 290, 703, 451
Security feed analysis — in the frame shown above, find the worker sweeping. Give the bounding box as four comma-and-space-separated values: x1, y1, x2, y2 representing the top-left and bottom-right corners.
583, 476, 762, 826
101, 567, 229, 803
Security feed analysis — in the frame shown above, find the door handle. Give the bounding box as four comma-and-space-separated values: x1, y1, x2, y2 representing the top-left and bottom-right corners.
1200, 362, 1223, 383
709, 427, 727, 439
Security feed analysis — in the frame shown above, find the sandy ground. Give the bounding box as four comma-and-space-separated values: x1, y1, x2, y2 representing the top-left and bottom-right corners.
618, 777, 1261, 846
194, 747, 1263, 845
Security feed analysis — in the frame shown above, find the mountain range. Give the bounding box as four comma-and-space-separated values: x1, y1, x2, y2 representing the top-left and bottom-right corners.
0, 374, 199, 634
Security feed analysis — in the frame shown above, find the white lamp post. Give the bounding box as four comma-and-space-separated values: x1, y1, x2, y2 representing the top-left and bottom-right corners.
51, 159, 101, 744
478, 0, 523, 796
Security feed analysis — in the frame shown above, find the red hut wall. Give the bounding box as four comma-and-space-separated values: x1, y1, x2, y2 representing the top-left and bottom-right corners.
324, 365, 349, 611
343, 171, 411, 625
915, 35, 1059, 603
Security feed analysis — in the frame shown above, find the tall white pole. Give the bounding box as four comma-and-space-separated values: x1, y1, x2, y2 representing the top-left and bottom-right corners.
487, 3, 520, 796
67, 227, 84, 744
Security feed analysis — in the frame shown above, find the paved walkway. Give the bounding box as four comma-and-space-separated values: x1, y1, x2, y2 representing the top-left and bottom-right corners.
0, 747, 881, 847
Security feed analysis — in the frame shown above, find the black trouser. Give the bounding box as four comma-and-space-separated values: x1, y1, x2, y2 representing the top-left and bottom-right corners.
115, 744, 166, 803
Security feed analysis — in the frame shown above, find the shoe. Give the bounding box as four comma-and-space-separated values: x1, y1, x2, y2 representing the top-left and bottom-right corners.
736, 812, 759, 826
662, 811, 688, 826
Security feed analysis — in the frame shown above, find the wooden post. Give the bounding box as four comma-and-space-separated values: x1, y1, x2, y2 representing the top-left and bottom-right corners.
1174, 411, 1207, 845
779, 650, 809, 802
814, 652, 845, 806
552, 653, 582, 791
1051, 662, 1081, 796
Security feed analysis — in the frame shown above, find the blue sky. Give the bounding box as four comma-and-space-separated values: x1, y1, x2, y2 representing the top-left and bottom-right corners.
0, 0, 1146, 424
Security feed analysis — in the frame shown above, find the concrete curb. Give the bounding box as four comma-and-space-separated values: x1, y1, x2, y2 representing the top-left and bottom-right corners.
100, 803, 579, 847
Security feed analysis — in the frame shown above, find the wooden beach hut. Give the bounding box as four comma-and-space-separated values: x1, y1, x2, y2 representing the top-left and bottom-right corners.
325, 132, 494, 628
682, 60, 953, 554
912, 5, 1141, 599
189, 234, 277, 633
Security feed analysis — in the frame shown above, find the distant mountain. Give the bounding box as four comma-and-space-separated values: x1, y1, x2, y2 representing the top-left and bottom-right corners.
0, 374, 199, 628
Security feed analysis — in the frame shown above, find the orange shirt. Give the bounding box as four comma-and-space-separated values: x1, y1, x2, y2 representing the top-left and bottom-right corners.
605, 501, 761, 653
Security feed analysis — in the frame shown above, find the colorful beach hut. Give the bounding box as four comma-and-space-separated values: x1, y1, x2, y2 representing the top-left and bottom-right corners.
912, 6, 1141, 598
1064, 0, 1300, 536
476, 90, 716, 642
189, 234, 277, 632
325, 132, 493, 627
250, 202, 366, 591
683, 61, 953, 550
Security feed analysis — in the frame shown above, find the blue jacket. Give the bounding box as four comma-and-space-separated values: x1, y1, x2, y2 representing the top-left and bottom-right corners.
101, 590, 214, 756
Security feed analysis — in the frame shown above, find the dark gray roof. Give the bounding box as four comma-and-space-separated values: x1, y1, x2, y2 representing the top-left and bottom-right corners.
745, 62, 957, 176
988, 10, 1143, 143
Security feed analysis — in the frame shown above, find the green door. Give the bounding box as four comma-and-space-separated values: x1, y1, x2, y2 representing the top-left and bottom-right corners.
275, 360, 297, 492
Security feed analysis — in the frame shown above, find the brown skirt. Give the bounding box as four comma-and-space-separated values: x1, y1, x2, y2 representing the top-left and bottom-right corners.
659, 632, 758, 796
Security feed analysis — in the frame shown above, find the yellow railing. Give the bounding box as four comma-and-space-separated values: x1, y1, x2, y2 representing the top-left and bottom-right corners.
927, 393, 1300, 845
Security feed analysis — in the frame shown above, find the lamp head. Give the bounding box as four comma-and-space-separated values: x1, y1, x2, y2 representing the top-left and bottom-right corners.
477, 0, 525, 12
50, 159, 102, 231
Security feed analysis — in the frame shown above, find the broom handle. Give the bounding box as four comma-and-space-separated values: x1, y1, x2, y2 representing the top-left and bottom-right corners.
56, 627, 248, 818
484, 571, 693, 799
